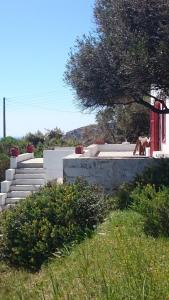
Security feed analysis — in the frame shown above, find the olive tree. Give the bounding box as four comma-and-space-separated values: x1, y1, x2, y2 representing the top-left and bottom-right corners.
65, 0, 169, 114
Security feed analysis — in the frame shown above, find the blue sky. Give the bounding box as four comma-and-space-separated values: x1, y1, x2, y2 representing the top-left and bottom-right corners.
0, 0, 96, 137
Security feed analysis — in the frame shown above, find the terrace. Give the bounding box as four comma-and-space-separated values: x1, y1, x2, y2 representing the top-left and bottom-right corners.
63, 143, 153, 192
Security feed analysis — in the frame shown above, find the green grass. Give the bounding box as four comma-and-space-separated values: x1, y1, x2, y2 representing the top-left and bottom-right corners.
1, 211, 169, 299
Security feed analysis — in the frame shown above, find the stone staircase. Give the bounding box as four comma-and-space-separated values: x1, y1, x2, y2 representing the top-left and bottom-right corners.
0, 154, 46, 209
6, 167, 45, 205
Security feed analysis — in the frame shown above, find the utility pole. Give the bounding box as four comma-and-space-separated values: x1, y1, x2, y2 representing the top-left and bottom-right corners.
3, 97, 6, 138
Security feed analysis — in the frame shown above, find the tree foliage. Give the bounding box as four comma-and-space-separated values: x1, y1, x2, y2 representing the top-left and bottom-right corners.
65, 0, 169, 114
96, 103, 149, 142
24, 131, 45, 147
45, 127, 63, 140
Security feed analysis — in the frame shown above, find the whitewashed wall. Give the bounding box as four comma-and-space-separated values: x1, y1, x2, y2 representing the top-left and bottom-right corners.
43, 148, 74, 181
161, 100, 169, 154
151, 89, 169, 155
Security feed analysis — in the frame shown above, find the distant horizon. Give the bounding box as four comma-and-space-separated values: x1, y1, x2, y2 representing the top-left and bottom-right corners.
0, 121, 97, 139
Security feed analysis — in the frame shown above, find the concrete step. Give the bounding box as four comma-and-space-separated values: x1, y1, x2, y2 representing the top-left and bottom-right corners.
16, 168, 44, 174
18, 160, 43, 169
12, 179, 45, 185
6, 198, 24, 204
14, 174, 45, 179
7, 191, 33, 198
10, 185, 42, 191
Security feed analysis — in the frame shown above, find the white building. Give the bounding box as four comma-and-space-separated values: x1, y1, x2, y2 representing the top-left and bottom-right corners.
150, 90, 169, 157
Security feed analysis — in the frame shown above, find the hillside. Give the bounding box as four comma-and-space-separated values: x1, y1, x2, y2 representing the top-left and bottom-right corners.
64, 124, 99, 145
0, 210, 169, 299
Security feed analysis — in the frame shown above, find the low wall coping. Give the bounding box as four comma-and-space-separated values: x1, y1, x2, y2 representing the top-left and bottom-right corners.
17, 153, 34, 163
10, 153, 34, 168
0, 193, 7, 206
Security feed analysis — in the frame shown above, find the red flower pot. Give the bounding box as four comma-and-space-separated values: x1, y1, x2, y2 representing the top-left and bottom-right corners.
26, 144, 35, 153
10, 147, 20, 157
75, 145, 84, 154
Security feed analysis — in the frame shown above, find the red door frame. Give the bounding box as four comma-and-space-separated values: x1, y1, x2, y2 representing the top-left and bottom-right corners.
162, 101, 166, 144
150, 102, 161, 156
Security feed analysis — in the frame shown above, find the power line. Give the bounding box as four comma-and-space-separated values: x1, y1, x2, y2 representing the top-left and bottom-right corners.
6, 89, 59, 101
6, 97, 72, 105
7, 90, 74, 104
3, 90, 96, 117
6, 96, 66, 105
5, 99, 95, 115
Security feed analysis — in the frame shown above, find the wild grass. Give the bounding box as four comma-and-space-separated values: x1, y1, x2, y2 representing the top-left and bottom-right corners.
0, 211, 169, 299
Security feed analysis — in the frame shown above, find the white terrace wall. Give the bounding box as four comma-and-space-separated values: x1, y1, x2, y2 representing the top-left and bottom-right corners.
82, 143, 135, 158
63, 157, 154, 192
43, 147, 74, 181
98, 143, 135, 152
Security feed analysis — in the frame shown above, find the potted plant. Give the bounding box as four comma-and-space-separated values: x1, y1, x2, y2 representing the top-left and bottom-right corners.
10, 147, 20, 157
75, 145, 84, 154
26, 143, 35, 153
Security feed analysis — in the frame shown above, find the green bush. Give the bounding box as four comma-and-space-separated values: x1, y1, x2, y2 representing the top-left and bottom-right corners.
24, 131, 45, 147
70, 180, 111, 229
0, 137, 19, 155
34, 142, 44, 158
0, 136, 27, 155
0, 154, 10, 184
135, 159, 169, 189
131, 184, 169, 237
0, 179, 110, 271
115, 183, 134, 210
116, 159, 169, 210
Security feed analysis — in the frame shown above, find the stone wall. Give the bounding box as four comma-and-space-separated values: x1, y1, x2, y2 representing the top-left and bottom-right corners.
63, 157, 154, 192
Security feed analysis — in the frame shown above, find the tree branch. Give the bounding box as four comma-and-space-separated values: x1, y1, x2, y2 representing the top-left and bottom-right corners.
107, 100, 135, 106
134, 96, 169, 114
146, 93, 168, 109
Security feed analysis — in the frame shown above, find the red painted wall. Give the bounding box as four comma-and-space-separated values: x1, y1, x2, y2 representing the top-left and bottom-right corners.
150, 102, 161, 155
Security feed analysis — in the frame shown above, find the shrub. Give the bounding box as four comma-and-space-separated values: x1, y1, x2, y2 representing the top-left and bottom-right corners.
0, 179, 110, 270
134, 159, 169, 189
0, 137, 19, 155
45, 127, 63, 140
34, 142, 44, 158
115, 183, 134, 210
116, 159, 169, 210
24, 131, 45, 147
131, 184, 169, 237
70, 180, 111, 229
0, 153, 10, 184
0, 136, 27, 155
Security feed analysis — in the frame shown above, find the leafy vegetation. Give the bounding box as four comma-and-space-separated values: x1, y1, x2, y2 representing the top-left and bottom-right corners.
1, 211, 169, 299
65, 0, 169, 114
135, 159, 169, 189
115, 182, 134, 210
0, 128, 77, 183
0, 136, 27, 155
115, 159, 169, 238
0, 135, 168, 297
131, 185, 169, 237
0, 153, 9, 184
24, 130, 45, 147
96, 104, 149, 143
116, 159, 169, 210
0, 179, 111, 271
